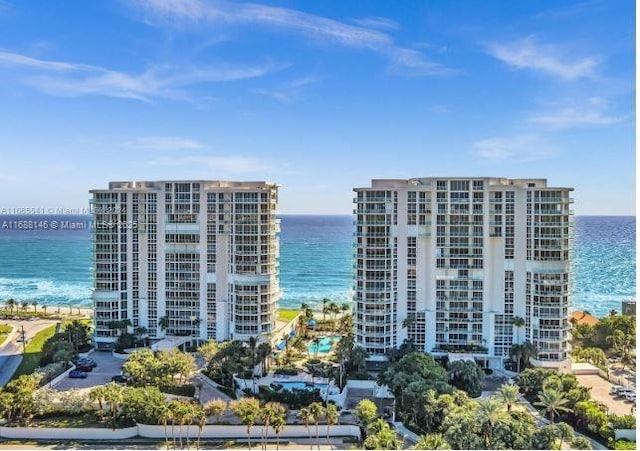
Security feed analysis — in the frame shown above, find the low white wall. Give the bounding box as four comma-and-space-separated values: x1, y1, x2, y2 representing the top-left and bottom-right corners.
346, 380, 375, 390
0, 426, 137, 440
615, 429, 636, 442
138, 424, 360, 439
46, 365, 74, 389
0, 424, 360, 440
111, 351, 129, 360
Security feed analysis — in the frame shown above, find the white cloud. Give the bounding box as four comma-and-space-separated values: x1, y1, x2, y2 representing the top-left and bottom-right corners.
131, 0, 454, 76
0, 50, 283, 101
351, 16, 400, 31
253, 74, 320, 103
529, 98, 626, 129
125, 136, 204, 151
473, 134, 555, 161
152, 155, 268, 174
0, 50, 94, 72
485, 37, 599, 80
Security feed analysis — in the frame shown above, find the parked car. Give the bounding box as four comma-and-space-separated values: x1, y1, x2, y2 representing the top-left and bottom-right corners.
75, 365, 93, 372
611, 385, 625, 395
73, 358, 97, 368
616, 388, 633, 397
69, 370, 88, 379
111, 375, 130, 384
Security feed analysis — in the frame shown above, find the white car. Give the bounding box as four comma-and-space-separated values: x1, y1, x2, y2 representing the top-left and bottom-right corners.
611, 385, 624, 395
616, 388, 633, 397
625, 393, 636, 402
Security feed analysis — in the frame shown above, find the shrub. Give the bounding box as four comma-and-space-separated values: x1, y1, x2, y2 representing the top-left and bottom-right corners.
257, 386, 320, 409
274, 366, 299, 376
613, 439, 636, 450
609, 414, 637, 430
159, 384, 196, 397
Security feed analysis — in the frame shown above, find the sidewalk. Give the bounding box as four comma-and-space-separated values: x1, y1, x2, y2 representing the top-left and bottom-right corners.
392, 421, 419, 447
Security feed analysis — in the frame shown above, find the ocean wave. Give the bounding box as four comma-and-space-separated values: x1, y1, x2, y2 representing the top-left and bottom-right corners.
0, 277, 91, 306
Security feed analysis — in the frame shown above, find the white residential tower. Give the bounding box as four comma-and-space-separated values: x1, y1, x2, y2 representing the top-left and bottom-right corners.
353, 177, 573, 370
91, 180, 280, 350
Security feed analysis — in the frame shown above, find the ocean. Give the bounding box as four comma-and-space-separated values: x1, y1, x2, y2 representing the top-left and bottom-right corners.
0, 215, 634, 318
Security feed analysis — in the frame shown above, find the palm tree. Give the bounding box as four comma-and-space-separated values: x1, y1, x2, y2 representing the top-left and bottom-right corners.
520, 341, 538, 368
21, 301, 29, 312
509, 344, 524, 373
31, 300, 37, 312
159, 405, 173, 447
512, 316, 525, 344
230, 397, 261, 450
475, 397, 506, 447
609, 309, 618, 317
159, 315, 169, 333
534, 388, 571, 424
298, 407, 314, 450
42, 305, 47, 315
89, 385, 107, 415
194, 405, 206, 450
413, 434, 451, 450
325, 403, 339, 445
308, 402, 325, 450
272, 414, 286, 451
102, 382, 124, 429
402, 314, 416, 330
204, 399, 227, 424
321, 298, 330, 323
340, 303, 351, 314
5, 298, 17, 313
496, 384, 520, 412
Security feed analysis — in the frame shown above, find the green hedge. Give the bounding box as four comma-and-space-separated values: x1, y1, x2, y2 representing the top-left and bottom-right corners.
160, 384, 196, 397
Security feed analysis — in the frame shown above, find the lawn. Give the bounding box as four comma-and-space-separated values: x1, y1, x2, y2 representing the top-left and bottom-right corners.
277, 309, 300, 323
11, 323, 60, 379
0, 324, 13, 346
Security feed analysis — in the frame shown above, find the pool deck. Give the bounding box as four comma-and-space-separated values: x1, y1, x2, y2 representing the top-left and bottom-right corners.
258, 371, 330, 388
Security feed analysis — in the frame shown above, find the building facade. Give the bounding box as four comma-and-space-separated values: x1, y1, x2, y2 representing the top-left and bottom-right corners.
353, 177, 573, 370
90, 180, 280, 350
621, 299, 636, 316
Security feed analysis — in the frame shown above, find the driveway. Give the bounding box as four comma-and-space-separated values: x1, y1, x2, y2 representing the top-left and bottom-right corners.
54, 351, 124, 391
575, 374, 635, 416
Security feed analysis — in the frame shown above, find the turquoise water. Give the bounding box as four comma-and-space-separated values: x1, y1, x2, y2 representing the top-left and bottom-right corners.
0, 215, 634, 318
278, 381, 327, 391
307, 336, 341, 354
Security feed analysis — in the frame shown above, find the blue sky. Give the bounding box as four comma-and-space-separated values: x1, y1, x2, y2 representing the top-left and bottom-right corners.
0, 0, 634, 214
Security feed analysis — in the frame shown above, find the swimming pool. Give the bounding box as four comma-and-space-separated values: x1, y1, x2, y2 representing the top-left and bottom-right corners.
275, 381, 339, 395
307, 335, 341, 354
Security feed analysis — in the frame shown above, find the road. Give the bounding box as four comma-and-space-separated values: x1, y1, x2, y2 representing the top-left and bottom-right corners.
0, 319, 59, 386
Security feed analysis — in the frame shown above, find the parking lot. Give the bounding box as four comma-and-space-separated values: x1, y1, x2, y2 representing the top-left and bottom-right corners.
54, 351, 125, 391
575, 374, 635, 416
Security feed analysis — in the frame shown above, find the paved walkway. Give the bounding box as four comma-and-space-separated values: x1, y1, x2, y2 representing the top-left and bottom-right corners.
392, 421, 419, 447
192, 371, 234, 403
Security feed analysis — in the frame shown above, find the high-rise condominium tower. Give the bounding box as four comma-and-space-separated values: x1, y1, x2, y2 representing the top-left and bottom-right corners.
353, 177, 573, 370
91, 180, 280, 350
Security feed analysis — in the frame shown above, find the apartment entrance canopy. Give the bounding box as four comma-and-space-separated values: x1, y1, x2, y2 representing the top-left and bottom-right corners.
448, 353, 476, 363
151, 336, 192, 352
